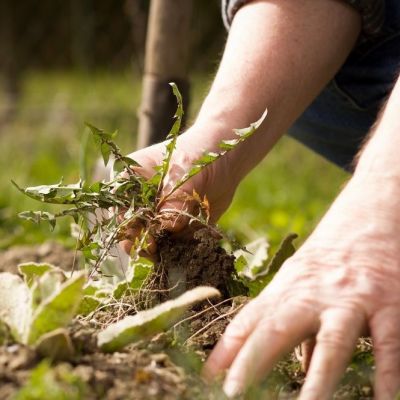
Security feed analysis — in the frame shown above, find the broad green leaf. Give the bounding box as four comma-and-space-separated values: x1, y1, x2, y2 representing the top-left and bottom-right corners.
265, 233, 297, 278
233, 255, 247, 275
233, 237, 269, 278
30, 270, 67, 311
82, 284, 99, 296
239, 234, 298, 297
35, 328, 75, 361
18, 262, 64, 288
113, 258, 153, 299
0, 272, 30, 342
27, 272, 85, 345
98, 286, 220, 352
77, 295, 102, 316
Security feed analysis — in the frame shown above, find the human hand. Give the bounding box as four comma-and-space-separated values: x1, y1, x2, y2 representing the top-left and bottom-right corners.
204, 176, 400, 399
120, 127, 239, 255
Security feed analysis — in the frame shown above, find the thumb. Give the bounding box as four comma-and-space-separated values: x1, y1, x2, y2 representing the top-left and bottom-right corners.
157, 190, 195, 233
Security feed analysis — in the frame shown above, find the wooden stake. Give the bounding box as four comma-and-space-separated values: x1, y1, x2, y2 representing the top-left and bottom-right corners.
137, 0, 193, 148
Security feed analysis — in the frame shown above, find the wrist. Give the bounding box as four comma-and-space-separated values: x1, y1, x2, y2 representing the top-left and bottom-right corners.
176, 129, 241, 190
336, 174, 400, 227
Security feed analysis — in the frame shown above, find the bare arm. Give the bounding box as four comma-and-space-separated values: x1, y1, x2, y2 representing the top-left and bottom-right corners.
205, 72, 400, 400
125, 0, 361, 244
356, 76, 400, 178
185, 0, 361, 184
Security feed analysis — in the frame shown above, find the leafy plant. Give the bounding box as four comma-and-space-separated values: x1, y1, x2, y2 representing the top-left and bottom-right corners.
0, 264, 84, 351
234, 233, 297, 296
12, 83, 268, 277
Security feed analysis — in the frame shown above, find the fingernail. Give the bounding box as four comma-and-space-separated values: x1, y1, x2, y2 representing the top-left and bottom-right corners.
223, 381, 241, 398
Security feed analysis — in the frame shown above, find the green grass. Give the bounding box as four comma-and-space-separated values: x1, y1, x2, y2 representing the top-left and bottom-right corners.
220, 137, 348, 248
0, 70, 348, 250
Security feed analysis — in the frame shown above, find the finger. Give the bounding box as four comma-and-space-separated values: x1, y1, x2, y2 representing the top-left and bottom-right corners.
158, 191, 197, 233
119, 225, 157, 256
223, 305, 317, 397
203, 299, 266, 381
299, 307, 364, 400
295, 337, 316, 372
370, 307, 400, 400
158, 206, 190, 233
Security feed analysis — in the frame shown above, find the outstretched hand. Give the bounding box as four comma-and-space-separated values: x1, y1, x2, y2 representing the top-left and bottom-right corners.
120, 129, 238, 255
204, 176, 400, 399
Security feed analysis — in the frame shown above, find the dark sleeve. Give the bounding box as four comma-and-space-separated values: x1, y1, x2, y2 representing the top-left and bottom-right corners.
221, 0, 385, 37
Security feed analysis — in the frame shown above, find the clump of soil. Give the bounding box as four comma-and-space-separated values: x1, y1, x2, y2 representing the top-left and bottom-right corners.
156, 228, 236, 298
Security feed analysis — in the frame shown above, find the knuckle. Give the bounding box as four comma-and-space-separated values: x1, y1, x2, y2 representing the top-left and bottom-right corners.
316, 327, 351, 351
374, 335, 400, 354
224, 321, 250, 343
224, 314, 255, 343
257, 319, 288, 337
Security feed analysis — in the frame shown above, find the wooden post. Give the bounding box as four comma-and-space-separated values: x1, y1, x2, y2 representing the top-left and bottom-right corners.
137, 0, 193, 148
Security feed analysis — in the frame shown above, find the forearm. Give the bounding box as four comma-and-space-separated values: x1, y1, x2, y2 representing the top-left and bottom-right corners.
307, 75, 400, 254
355, 75, 400, 180
184, 0, 360, 183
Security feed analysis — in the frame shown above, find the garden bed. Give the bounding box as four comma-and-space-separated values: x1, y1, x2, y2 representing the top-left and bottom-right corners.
0, 241, 374, 400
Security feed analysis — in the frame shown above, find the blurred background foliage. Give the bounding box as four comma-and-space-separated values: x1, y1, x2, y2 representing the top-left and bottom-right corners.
0, 0, 347, 251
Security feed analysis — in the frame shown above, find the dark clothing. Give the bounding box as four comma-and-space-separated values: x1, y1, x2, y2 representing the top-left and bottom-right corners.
221, 0, 399, 171
222, 0, 385, 37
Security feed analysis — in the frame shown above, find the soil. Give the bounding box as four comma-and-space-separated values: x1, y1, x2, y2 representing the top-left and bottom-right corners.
0, 241, 77, 274
0, 240, 375, 399
156, 228, 236, 299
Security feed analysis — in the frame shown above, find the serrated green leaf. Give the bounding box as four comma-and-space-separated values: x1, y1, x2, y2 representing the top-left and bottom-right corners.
18, 211, 57, 230
86, 122, 113, 141
82, 284, 99, 296
153, 83, 184, 198
81, 242, 101, 261
169, 108, 268, 196
27, 272, 85, 345
101, 143, 111, 165
98, 286, 220, 352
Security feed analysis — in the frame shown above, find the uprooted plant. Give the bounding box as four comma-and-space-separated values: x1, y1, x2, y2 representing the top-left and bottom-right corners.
11, 83, 270, 295
7, 83, 298, 353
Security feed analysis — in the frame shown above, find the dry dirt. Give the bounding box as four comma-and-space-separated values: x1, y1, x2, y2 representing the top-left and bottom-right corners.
0, 240, 374, 399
